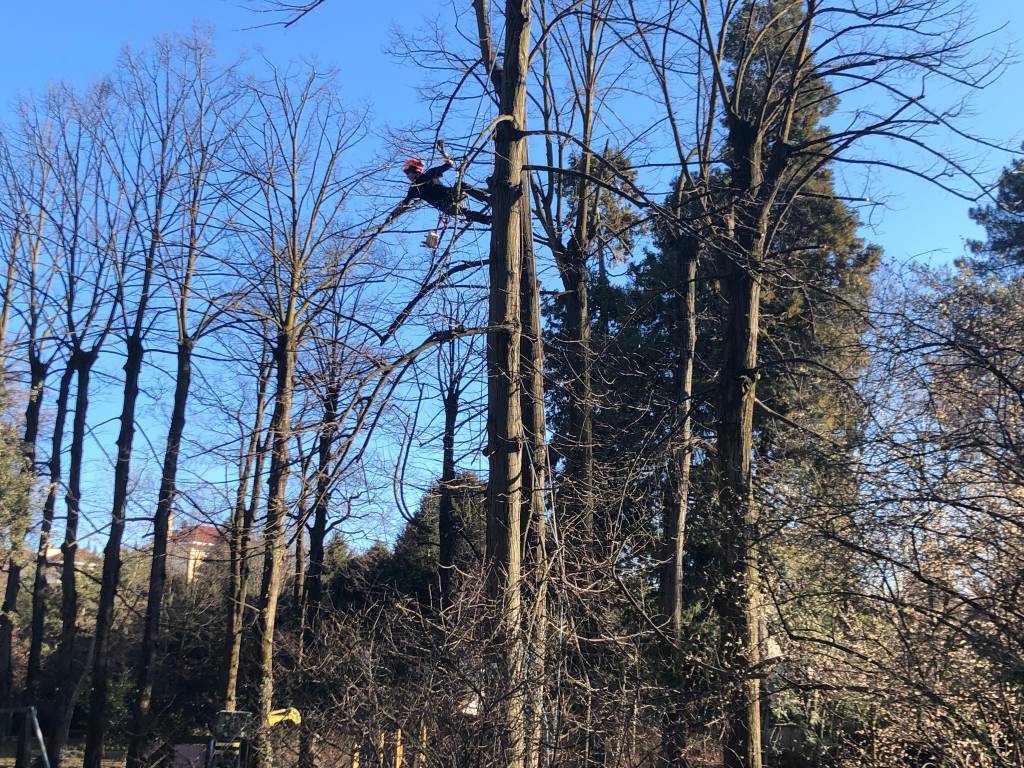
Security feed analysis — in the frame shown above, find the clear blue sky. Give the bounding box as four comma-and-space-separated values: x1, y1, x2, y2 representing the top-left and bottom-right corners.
0, 1, 418, 129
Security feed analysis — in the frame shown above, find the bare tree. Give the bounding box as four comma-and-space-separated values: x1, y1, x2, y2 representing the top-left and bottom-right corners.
82, 38, 206, 766
230, 64, 374, 768
0, 125, 54, 709
31, 82, 123, 766
125, 36, 241, 767
530, 0, 619, 545
11, 106, 72, 763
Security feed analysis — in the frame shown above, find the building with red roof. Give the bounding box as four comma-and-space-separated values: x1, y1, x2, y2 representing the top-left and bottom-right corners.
167, 523, 226, 583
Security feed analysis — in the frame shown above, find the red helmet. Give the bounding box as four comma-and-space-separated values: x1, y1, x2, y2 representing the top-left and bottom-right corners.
403, 158, 424, 175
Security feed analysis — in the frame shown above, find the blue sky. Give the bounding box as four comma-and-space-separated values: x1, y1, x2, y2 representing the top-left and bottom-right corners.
0, 1, 416, 128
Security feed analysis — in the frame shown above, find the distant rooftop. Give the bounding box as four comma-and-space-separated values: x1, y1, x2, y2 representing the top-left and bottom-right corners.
169, 523, 223, 546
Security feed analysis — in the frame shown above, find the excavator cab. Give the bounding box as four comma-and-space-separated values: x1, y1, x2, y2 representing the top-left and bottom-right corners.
203, 709, 301, 768
204, 710, 253, 768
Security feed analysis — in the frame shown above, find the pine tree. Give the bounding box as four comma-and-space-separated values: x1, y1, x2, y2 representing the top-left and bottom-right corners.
967, 150, 1024, 270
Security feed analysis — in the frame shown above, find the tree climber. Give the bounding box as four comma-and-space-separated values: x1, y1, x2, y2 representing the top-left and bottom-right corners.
398, 142, 492, 226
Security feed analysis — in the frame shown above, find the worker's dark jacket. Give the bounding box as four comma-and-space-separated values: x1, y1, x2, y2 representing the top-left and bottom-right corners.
403, 162, 458, 211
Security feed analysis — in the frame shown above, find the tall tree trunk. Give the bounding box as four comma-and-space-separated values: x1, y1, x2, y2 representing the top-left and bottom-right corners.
715, 117, 768, 764
0, 351, 48, 705
557, 5, 600, 550
554, 186, 595, 549
298, 382, 340, 768
560, 259, 594, 540
0, 226, 19, 357
292, 485, 307, 667
7, 176, 50, 723
0, 224, 23, 706
712, 14, 812, 761
483, 0, 531, 763
562, 151, 602, 768
659, 236, 698, 635
520, 185, 548, 768
225, 356, 272, 711
292, 475, 303, 655
49, 348, 98, 767
253, 330, 298, 768
85, 215, 159, 767
84, 328, 147, 768
658, 235, 698, 768
437, 384, 459, 608
24, 362, 70, 685
18, 362, 72, 768
715, 247, 762, 768
293, 495, 306, 620
536, 17, 603, 764
126, 339, 193, 768
302, 384, 338, 643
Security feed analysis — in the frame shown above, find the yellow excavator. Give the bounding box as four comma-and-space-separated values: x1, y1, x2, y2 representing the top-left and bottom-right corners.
203, 708, 301, 768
